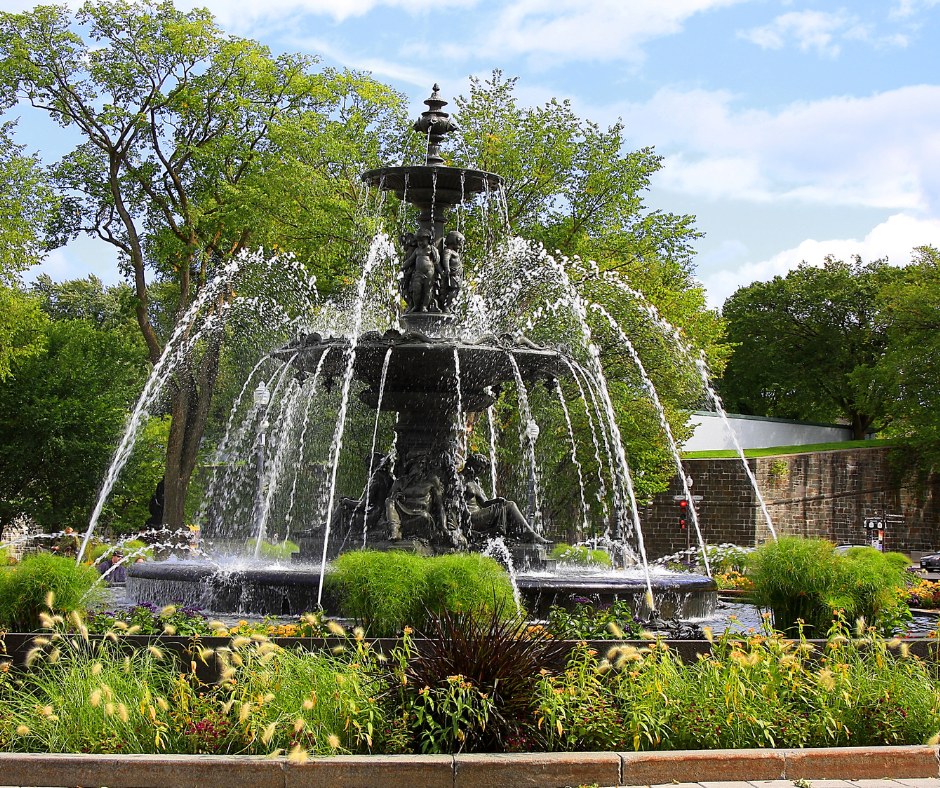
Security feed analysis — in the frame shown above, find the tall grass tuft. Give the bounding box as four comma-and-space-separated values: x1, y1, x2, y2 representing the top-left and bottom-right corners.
327, 551, 516, 636
748, 537, 910, 635
0, 553, 102, 630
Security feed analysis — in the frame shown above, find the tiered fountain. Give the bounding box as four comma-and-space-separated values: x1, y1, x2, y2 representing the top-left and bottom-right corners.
126, 86, 717, 621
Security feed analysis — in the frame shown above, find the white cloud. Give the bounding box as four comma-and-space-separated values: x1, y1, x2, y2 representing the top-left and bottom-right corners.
455, 0, 748, 65
701, 213, 940, 307
618, 85, 940, 214
739, 10, 851, 57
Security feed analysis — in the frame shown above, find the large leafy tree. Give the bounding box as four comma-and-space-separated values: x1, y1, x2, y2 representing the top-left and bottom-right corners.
428, 73, 727, 528
873, 246, 940, 470
719, 255, 902, 439
0, 121, 54, 379
0, 0, 403, 529
0, 307, 150, 532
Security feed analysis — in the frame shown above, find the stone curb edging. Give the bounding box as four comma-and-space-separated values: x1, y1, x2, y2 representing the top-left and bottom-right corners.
0, 746, 935, 787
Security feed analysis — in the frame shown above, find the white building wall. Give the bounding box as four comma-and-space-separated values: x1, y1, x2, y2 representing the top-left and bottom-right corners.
683, 411, 854, 452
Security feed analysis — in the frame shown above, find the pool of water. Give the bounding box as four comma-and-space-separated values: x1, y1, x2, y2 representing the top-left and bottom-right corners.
706, 598, 940, 638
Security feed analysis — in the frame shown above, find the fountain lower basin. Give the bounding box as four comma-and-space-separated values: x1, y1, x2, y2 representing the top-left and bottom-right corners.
127, 561, 717, 620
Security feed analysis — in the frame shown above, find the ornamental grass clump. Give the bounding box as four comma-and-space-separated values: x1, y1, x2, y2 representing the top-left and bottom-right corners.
747, 537, 910, 635
0, 553, 102, 630
328, 550, 516, 636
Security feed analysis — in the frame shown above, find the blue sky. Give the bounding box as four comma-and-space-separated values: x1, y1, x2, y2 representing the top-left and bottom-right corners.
4, 0, 940, 308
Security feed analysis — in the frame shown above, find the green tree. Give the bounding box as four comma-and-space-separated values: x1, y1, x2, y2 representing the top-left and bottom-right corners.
0, 314, 150, 532
873, 245, 940, 471
0, 121, 55, 380
719, 255, 901, 440
0, 0, 403, 529
436, 73, 724, 527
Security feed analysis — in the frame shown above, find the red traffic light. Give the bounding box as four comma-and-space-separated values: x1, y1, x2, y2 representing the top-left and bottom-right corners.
679, 500, 688, 509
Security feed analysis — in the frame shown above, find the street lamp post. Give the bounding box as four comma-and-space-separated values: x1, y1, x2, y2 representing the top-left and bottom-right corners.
252, 382, 271, 556
525, 419, 540, 527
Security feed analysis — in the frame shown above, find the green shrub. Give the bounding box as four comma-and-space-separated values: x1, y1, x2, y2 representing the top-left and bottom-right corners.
86, 539, 154, 566
549, 544, 611, 567
327, 551, 516, 637
748, 537, 910, 635
0, 553, 102, 630
244, 538, 299, 561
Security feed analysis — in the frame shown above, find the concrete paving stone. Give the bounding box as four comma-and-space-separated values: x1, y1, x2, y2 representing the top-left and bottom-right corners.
454, 751, 621, 788
785, 747, 940, 781
698, 782, 763, 787
894, 780, 940, 787
621, 749, 787, 785
646, 783, 707, 788
849, 781, 926, 787
285, 754, 453, 788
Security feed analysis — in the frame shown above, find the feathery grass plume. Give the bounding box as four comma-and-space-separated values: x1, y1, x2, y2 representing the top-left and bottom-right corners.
331, 645, 345, 655
261, 722, 277, 744
596, 660, 612, 675
117, 703, 129, 722
38, 612, 53, 629
818, 668, 836, 691
209, 620, 226, 630
148, 646, 164, 659
48, 647, 60, 664
303, 699, 314, 710
928, 733, 940, 746
250, 633, 268, 642
327, 734, 340, 749
221, 699, 235, 715
855, 617, 867, 637
156, 696, 169, 712
105, 702, 115, 715
33, 637, 51, 647
644, 589, 655, 611
45, 591, 55, 608
262, 693, 275, 704
15, 725, 29, 736
159, 605, 176, 618
24, 647, 43, 666
266, 749, 284, 758
69, 610, 82, 629
639, 630, 655, 640
257, 642, 276, 655
126, 625, 141, 635
888, 638, 902, 649
220, 667, 237, 681
162, 625, 175, 635
901, 642, 911, 658
113, 620, 128, 630
353, 626, 365, 641
239, 702, 251, 722
123, 656, 132, 673
287, 745, 308, 764
606, 646, 623, 661
293, 717, 305, 732
89, 688, 103, 707
326, 620, 345, 636
231, 637, 250, 649
197, 647, 214, 662
606, 621, 623, 638
703, 626, 714, 643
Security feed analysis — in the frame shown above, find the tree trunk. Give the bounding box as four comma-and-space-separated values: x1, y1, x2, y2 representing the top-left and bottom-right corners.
162, 331, 224, 531
852, 413, 873, 441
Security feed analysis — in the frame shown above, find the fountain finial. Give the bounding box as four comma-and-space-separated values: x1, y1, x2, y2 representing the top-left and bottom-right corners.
414, 83, 458, 166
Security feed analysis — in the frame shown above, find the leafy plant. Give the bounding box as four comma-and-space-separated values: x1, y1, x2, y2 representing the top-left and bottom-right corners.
549, 544, 612, 567
0, 553, 102, 630
393, 604, 569, 752
85, 603, 213, 637
545, 600, 643, 640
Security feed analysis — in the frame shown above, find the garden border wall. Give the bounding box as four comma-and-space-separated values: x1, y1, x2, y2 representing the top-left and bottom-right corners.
644, 446, 940, 559
0, 746, 935, 787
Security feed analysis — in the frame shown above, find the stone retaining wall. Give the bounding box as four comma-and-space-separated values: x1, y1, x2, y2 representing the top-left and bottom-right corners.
643, 447, 940, 559
0, 746, 935, 787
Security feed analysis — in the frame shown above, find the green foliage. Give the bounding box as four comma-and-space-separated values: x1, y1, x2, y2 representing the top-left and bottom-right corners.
872, 246, 940, 473
328, 551, 516, 637
0, 121, 57, 282
85, 602, 212, 637
748, 537, 910, 635
720, 255, 902, 439
544, 600, 643, 641
549, 544, 612, 567
536, 621, 940, 752
0, 285, 46, 383
0, 553, 102, 630
244, 539, 300, 561
704, 543, 751, 574
393, 605, 569, 753
0, 316, 149, 532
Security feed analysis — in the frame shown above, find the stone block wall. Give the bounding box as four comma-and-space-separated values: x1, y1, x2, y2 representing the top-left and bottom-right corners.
641, 447, 940, 560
